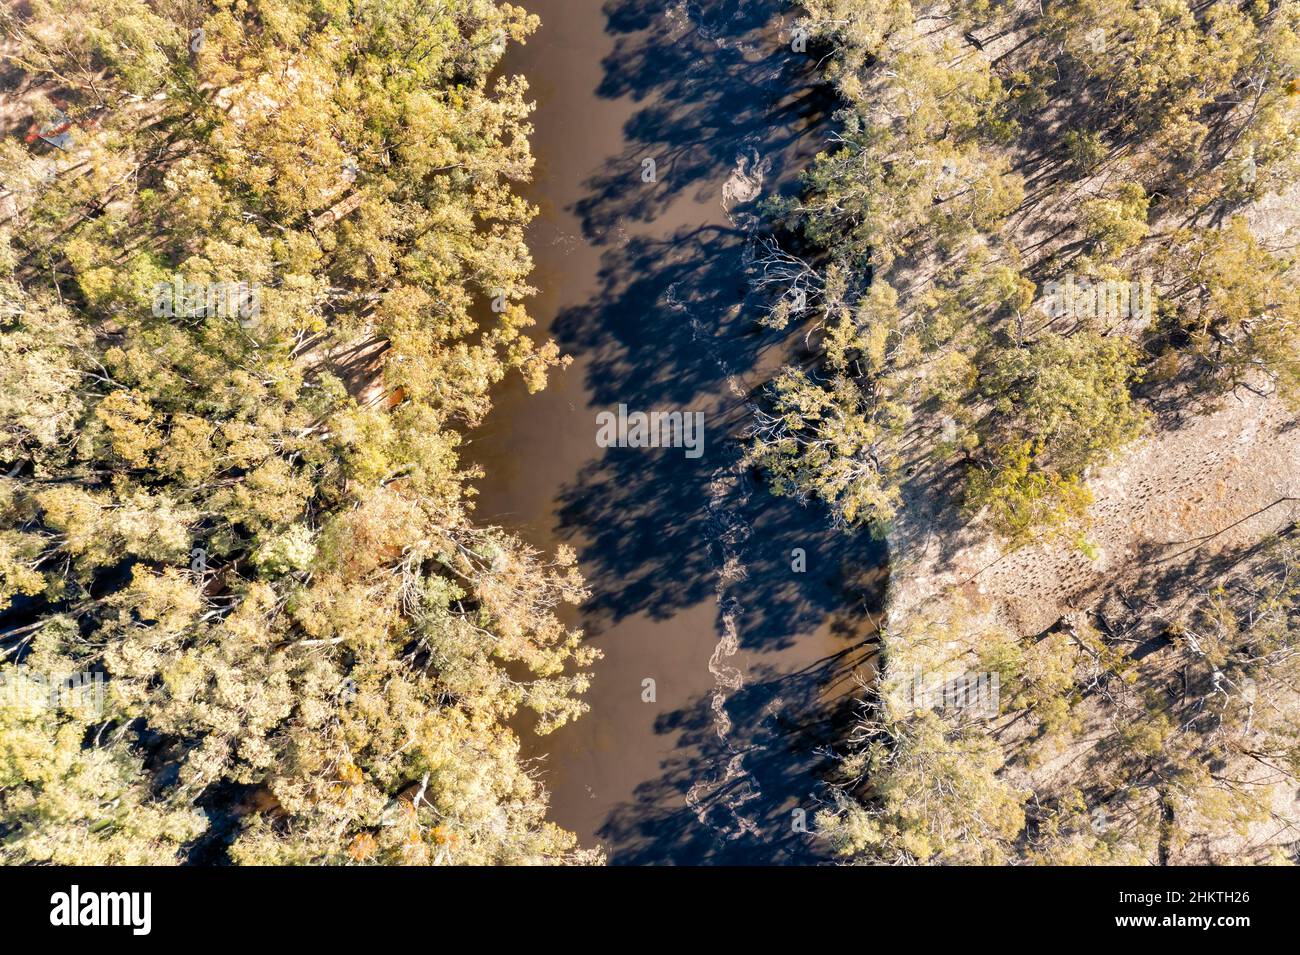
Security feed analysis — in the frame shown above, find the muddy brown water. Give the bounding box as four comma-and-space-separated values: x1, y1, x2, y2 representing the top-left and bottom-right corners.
468, 0, 884, 864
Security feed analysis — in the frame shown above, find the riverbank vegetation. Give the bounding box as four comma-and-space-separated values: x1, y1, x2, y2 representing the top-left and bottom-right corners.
0, 0, 599, 864
816, 526, 1300, 864
756, 0, 1300, 863
753, 0, 1299, 542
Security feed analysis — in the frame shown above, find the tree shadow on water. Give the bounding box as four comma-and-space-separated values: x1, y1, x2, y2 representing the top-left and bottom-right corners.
597, 643, 879, 865
555, 0, 866, 637
550, 0, 877, 862
573, 0, 830, 237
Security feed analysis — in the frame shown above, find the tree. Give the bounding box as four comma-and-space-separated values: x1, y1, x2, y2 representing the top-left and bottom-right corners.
0, 0, 597, 865
762, 0, 1300, 866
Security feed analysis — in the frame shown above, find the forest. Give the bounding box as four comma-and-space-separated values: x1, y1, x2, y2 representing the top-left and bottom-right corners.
0, 0, 599, 864
753, 0, 1300, 864
2, 0, 1298, 869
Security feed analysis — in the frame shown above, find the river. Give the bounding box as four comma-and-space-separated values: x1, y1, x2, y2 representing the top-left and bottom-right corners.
468, 0, 885, 864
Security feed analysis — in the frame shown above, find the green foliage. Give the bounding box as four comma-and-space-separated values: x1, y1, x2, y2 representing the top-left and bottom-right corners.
1161, 217, 1300, 402
969, 331, 1145, 539
775, 0, 1300, 866
819, 710, 1026, 864
746, 368, 901, 531
755, 0, 1299, 543
0, 0, 597, 865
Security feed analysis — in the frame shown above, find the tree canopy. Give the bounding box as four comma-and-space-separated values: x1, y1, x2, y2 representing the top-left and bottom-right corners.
762, 0, 1300, 865
752, 0, 1300, 541
0, 0, 598, 865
